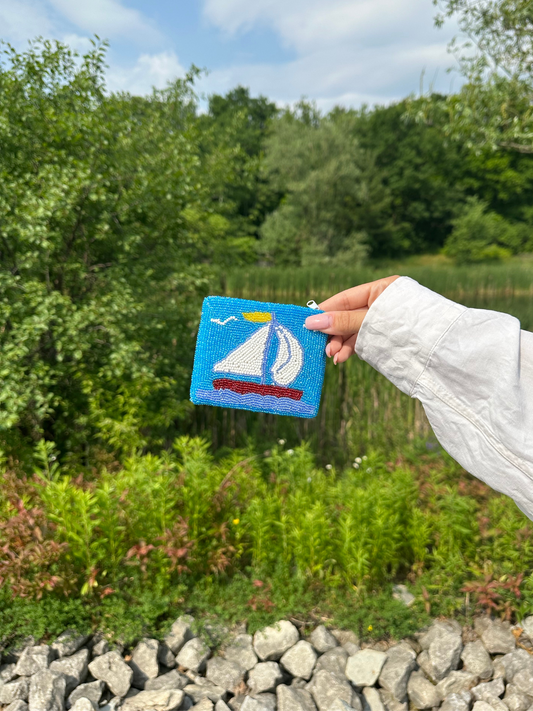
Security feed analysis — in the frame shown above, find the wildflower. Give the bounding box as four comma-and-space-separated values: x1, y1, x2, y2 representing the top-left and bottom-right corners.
353, 463, 359, 469
307, 477, 312, 483
367, 624, 373, 631
232, 518, 240, 525
355, 457, 362, 464
287, 449, 294, 455
362, 455, 368, 460
366, 467, 372, 473
325, 464, 332, 470
278, 438, 286, 445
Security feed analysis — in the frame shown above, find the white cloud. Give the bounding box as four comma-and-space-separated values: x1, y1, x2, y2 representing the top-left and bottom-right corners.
106, 51, 186, 95
0, 0, 55, 44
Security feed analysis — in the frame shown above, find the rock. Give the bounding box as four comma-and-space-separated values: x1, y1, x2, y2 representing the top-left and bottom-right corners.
419, 621, 462, 651
378, 644, 417, 701
129, 639, 159, 688
28, 670, 66, 711
330, 701, 362, 711
0, 679, 31, 704
314, 648, 348, 679
345, 649, 387, 687
253, 621, 299, 662
157, 644, 175, 669
176, 639, 211, 673
392, 585, 415, 608
144, 670, 189, 691
513, 666, 533, 697
51, 633, 89, 659
49, 649, 89, 696
182, 682, 226, 704
331, 630, 360, 648
277, 684, 317, 711
193, 700, 214, 711
223, 635, 258, 673
67, 681, 105, 709
179, 697, 193, 711
440, 692, 472, 711
206, 658, 245, 692
121, 689, 184, 711
292, 679, 307, 689
472, 679, 505, 702
473, 702, 495, 711
437, 671, 478, 700
164, 616, 195, 656
475, 619, 516, 655
407, 673, 440, 710
5, 701, 29, 711
497, 650, 533, 682
309, 627, 338, 654
251, 695, 277, 711
91, 640, 109, 658
362, 687, 385, 711
88, 651, 133, 697
521, 616, 533, 641
215, 702, 232, 711
1, 663, 18, 683
280, 642, 317, 681
415, 652, 435, 683
15, 646, 55, 677
504, 685, 531, 711
379, 689, 407, 711
428, 628, 463, 682
240, 697, 275, 711
247, 662, 283, 695
462, 642, 494, 681
70, 700, 97, 711
306, 669, 355, 711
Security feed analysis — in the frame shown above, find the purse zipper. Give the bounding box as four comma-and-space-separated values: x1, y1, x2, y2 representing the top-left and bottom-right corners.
307, 300, 320, 310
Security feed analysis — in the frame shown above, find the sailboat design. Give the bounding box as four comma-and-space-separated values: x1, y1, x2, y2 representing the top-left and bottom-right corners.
212, 312, 304, 401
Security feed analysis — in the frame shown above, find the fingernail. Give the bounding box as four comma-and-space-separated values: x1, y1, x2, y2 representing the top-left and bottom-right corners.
326, 343, 331, 357
333, 354, 338, 365
305, 313, 332, 330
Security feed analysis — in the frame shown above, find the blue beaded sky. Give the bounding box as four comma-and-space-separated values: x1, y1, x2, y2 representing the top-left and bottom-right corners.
0, 0, 461, 111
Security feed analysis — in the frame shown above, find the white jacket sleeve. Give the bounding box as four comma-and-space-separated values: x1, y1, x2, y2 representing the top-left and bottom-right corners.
355, 276, 533, 520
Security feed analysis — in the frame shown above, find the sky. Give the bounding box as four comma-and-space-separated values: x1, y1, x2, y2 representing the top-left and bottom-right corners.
0, 0, 461, 111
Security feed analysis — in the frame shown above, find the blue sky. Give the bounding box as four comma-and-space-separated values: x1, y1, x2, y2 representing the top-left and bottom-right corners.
0, 0, 460, 111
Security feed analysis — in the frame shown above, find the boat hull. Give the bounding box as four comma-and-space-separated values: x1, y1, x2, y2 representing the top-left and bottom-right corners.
213, 378, 303, 401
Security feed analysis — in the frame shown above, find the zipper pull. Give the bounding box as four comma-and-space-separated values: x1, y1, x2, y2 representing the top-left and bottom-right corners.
307, 300, 320, 310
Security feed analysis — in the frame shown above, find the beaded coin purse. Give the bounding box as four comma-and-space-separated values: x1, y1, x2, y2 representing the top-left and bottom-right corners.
190, 296, 327, 418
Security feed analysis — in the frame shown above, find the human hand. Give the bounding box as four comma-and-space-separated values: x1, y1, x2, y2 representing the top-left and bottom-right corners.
304, 275, 400, 364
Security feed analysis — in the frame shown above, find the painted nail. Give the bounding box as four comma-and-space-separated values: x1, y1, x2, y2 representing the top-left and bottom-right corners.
305, 313, 332, 330
333, 354, 338, 365
326, 343, 331, 357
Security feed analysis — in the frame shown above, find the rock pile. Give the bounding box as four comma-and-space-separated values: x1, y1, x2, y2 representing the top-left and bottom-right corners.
0, 616, 532, 711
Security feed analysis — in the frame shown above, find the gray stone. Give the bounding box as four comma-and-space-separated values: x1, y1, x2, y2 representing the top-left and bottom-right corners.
247, 662, 283, 695
223, 635, 257, 673
15, 647, 55, 677
0, 679, 31, 704
477, 701, 508, 711
251, 694, 277, 711
306, 669, 355, 711
472, 679, 505, 702
292, 679, 307, 689
88, 651, 133, 697
144, 670, 189, 691
51, 633, 89, 660
5, 701, 29, 711
277, 684, 317, 711
415, 652, 435, 684
309, 627, 338, 654
280, 642, 317, 681
428, 628, 463, 682
67, 681, 104, 709
28, 670, 66, 711
314, 647, 348, 679
130, 639, 159, 688
345, 649, 387, 687
121, 689, 184, 711
215, 701, 232, 711
392, 585, 415, 608
179, 697, 194, 711
462, 642, 494, 681
505, 685, 531, 711
176, 639, 211, 674
330, 701, 362, 711
437, 672, 478, 701
498, 650, 533, 683
513, 667, 533, 697
440, 692, 472, 711
253, 622, 299, 662
239, 697, 274, 711
521, 617, 533, 642
70, 699, 97, 711
476, 619, 516, 655
379, 689, 407, 711
473, 702, 496, 711
182, 683, 226, 704
344, 642, 361, 656
49, 649, 89, 695
362, 687, 385, 711
164, 616, 195, 656
206, 658, 245, 692
193, 700, 214, 711
157, 644, 175, 669
90, 640, 109, 658
331, 630, 360, 648
419, 620, 462, 651
378, 644, 417, 701
1, 663, 18, 683
407, 673, 439, 710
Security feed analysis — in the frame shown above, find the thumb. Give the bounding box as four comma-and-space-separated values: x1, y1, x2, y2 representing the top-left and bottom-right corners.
305, 308, 368, 336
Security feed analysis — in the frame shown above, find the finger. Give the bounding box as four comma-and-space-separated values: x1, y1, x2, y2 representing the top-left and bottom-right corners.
305, 308, 368, 336
326, 335, 343, 358
319, 275, 400, 312
333, 334, 357, 364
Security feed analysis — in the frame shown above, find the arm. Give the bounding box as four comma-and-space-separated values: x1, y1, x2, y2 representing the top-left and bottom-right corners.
306, 276, 533, 519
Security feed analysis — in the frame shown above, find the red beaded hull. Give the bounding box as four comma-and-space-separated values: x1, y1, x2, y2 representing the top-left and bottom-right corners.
213, 378, 303, 401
